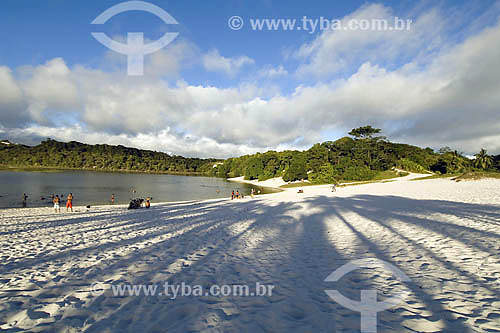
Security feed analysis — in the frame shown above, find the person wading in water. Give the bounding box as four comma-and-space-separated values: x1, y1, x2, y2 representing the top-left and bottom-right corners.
22, 193, 28, 208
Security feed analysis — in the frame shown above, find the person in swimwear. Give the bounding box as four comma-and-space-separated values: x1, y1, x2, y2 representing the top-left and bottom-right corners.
66, 193, 73, 212
53, 195, 61, 213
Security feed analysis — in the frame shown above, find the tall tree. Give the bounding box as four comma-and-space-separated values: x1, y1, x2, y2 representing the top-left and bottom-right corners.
348, 126, 382, 140
474, 148, 493, 169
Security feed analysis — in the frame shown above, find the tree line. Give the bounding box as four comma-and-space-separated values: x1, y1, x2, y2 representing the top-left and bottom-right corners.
1, 126, 499, 182
208, 126, 500, 182
0, 139, 217, 174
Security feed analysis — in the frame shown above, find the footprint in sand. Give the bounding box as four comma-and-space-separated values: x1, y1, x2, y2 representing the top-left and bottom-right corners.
486, 312, 500, 320
419, 263, 430, 269
27, 308, 50, 320
281, 304, 309, 321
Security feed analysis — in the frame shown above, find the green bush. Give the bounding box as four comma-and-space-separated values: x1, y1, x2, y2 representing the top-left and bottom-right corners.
309, 163, 338, 184
341, 165, 378, 181
244, 156, 264, 180
397, 158, 427, 173
283, 155, 308, 182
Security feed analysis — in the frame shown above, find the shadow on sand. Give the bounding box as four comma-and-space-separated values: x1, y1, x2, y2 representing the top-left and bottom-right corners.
1, 194, 499, 332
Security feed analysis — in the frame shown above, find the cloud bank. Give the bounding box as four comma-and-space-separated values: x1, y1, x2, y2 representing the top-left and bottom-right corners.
1, 3, 500, 157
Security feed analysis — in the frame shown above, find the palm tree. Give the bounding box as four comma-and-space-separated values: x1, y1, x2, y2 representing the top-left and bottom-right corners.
450, 150, 465, 172
474, 148, 493, 169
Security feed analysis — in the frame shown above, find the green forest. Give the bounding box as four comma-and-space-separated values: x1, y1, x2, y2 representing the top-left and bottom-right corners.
0, 139, 218, 175
1, 126, 499, 183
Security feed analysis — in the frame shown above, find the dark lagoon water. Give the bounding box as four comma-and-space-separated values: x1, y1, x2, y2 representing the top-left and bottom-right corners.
0, 170, 257, 209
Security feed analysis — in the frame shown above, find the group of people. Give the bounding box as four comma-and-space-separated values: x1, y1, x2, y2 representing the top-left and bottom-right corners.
231, 188, 260, 200
231, 190, 241, 200
127, 196, 152, 209
52, 193, 73, 213
20, 192, 146, 211
21, 192, 73, 212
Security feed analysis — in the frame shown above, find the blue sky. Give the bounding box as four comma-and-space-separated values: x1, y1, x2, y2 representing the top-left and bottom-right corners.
0, 0, 410, 87
0, 1, 394, 65
1, 0, 500, 157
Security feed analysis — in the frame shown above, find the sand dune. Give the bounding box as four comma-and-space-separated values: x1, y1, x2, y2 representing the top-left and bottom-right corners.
1, 175, 499, 332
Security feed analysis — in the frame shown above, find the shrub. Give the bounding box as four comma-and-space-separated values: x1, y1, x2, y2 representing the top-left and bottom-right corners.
244, 157, 264, 180
430, 160, 448, 174
341, 165, 378, 181
283, 155, 308, 182
397, 158, 427, 173
309, 163, 338, 184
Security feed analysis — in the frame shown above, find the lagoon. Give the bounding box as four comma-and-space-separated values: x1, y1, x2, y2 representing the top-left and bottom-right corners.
0, 170, 255, 209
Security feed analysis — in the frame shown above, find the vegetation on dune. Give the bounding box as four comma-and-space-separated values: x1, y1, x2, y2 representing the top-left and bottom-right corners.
1, 126, 499, 183
396, 158, 428, 174
413, 170, 500, 182
211, 126, 493, 183
410, 174, 461, 181
279, 170, 406, 188
474, 148, 493, 170
452, 171, 500, 181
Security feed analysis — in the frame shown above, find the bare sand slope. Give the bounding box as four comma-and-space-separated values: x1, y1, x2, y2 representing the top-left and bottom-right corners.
1, 176, 499, 332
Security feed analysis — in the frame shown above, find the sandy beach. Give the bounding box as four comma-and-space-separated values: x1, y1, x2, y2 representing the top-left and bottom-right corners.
1, 174, 500, 332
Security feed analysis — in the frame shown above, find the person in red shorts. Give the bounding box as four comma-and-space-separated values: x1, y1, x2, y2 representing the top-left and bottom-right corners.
66, 193, 73, 212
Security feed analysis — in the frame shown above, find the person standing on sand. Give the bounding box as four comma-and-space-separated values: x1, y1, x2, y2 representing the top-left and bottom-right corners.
236, 190, 240, 199
231, 190, 234, 200
53, 195, 61, 213
111, 193, 115, 204
66, 193, 73, 212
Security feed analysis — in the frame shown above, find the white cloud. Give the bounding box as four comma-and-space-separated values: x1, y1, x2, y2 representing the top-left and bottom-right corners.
295, 4, 450, 77
21, 58, 79, 125
202, 49, 254, 75
1, 4, 500, 157
258, 65, 288, 78
1, 125, 265, 159
144, 40, 197, 77
0, 66, 26, 127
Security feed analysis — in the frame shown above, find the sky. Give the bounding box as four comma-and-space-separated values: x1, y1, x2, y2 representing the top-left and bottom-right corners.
1, 0, 500, 158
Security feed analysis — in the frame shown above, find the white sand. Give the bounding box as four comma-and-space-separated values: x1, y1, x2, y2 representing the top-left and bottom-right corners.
1, 175, 500, 332
228, 176, 290, 188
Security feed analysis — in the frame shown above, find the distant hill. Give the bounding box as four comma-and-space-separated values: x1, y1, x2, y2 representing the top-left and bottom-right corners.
0, 139, 218, 175
1, 127, 499, 181
209, 127, 499, 182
